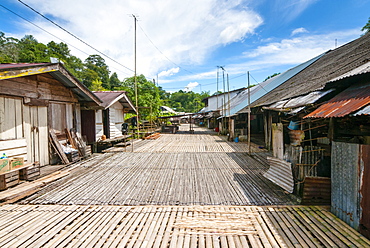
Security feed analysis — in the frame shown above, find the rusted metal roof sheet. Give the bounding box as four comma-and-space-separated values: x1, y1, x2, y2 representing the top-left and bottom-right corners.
94, 91, 136, 112
0, 63, 51, 70
304, 83, 370, 118
264, 157, 294, 193
305, 98, 370, 118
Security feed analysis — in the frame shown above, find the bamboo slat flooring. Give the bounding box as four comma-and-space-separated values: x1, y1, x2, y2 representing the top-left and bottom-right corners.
132, 134, 265, 153
22, 151, 294, 206
0, 204, 369, 248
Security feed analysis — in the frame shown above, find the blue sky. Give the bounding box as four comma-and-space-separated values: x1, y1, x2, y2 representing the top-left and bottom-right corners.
0, 0, 369, 94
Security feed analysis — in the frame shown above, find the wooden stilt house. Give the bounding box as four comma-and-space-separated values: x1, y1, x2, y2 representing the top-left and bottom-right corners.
0, 63, 102, 168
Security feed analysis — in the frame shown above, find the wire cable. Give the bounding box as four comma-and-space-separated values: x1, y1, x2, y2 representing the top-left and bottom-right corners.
17, 0, 135, 74
1, 3, 133, 77
136, 21, 196, 75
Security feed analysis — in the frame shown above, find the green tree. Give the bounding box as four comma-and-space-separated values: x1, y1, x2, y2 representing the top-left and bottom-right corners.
80, 69, 100, 89
362, 17, 370, 33
84, 55, 110, 89
18, 35, 49, 62
166, 90, 210, 113
0, 32, 19, 62
118, 75, 161, 120
264, 72, 280, 81
90, 79, 106, 91
110, 72, 122, 89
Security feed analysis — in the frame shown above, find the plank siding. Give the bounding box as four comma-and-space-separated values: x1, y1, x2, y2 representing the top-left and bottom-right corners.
22, 105, 32, 162
0, 77, 78, 103
38, 106, 49, 166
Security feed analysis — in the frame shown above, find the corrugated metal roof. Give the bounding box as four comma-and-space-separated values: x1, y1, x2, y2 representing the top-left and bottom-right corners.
328, 61, 370, 83
305, 98, 370, 118
354, 104, 370, 116
304, 83, 370, 118
267, 89, 333, 110
250, 32, 370, 108
231, 53, 325, 116
94, 91, 136, 112
0, 63, 53, 70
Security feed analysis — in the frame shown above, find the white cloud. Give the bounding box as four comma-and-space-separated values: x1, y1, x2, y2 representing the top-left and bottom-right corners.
273, 0, 318, 22
184, 82, 199, 91
291, 27, 308, 36
19, 0, 263, 80
155, 29, 363, 88
242, 29, 362, 67
158, 67, 180, 77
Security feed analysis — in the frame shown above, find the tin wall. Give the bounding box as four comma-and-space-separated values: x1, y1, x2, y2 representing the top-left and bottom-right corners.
332, 141, 370, 238
331, 141, 361, 230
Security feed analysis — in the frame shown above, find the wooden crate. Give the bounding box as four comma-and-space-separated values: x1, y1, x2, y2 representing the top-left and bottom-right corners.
0, 170, 20, 190
301, 176, 331, 205
10, 157, 25, 170
19, 163, 40, 181
66, 151, 80, 163
0, 159, 10, 174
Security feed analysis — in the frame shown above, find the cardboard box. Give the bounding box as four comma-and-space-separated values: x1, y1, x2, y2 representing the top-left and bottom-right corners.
0, 159, 10, 174
10, 157, 24, 170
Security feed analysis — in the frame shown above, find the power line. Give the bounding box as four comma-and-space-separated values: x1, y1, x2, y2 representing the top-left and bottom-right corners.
0, 3, 133, 78
17, 0, 134, 74
136, 21, 196, 75
0, 4, 90, 57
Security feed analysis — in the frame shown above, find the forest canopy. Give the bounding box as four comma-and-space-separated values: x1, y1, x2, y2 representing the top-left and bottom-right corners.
0, 33, 210, 115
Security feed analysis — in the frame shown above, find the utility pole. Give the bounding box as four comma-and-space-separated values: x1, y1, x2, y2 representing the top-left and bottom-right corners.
220, 66, 226, 133
247, 71, 251, 155
132, 14, 139, 139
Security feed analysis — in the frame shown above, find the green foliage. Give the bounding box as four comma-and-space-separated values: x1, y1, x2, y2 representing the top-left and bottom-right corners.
264, 72, 280, 81
0, 32, 210, 119
84, 55, 110, 89
362, 17, 370, 33
165, 90, 210, 113
90, 79, 106, 91
116, 74, 162, 120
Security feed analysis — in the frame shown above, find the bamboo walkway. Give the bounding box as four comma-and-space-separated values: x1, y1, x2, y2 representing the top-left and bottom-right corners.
22, 151, 294, 206
0, 204, 369, 248
3, 125, 369, 246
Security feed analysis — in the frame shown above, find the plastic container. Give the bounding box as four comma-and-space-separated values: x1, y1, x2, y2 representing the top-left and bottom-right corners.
234, 137, 239, 143
288, 121, 299, 130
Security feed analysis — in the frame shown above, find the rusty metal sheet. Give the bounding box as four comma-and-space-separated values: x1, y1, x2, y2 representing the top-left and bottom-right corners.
304, 83, 370, 118
360, 145, 370, 239
331, 141, 361, 230
264, 156, 294, 193
305, 98, 370, 118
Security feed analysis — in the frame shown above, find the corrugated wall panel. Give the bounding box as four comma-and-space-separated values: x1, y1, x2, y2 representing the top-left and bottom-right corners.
331, 141, 361, 230
360, 145, 370, 239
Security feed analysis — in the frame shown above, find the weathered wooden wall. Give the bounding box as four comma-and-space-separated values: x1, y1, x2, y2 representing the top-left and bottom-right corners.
0, 74, 78, 103
0, 74, 82, 166
95, 102, 124, 140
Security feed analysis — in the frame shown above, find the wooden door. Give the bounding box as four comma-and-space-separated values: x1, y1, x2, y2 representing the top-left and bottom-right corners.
23, 105, 49, 166
81, 110, 96, 144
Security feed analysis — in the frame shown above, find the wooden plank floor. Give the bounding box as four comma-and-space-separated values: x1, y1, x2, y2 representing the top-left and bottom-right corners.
0, 204, 369, 248
8, 125, 369, 246
132, 134, 265, 153
22, 151, 295, 206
